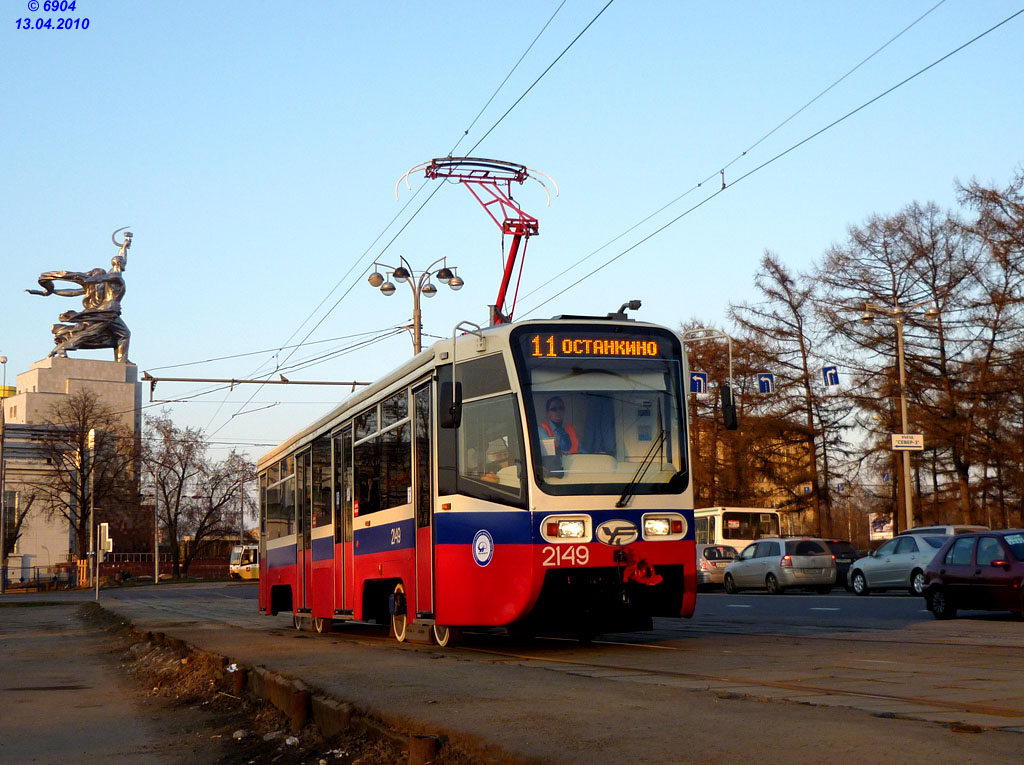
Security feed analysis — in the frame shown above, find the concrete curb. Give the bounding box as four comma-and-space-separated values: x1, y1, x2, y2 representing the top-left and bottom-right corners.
115, 612, 452, 763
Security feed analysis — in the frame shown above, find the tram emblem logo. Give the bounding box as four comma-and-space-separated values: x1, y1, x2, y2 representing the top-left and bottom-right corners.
472, 529, 494, 567
596, 520, 638, 546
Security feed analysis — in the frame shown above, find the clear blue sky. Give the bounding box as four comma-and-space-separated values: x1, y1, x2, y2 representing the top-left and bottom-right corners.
3, 1, 1022, 461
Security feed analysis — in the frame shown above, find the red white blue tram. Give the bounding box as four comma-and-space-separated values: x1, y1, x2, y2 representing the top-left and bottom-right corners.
258, 316, 696, 642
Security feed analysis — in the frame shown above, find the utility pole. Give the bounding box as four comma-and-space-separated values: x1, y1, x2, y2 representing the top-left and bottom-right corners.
88, 428, 95, 588
153, 469, 160, 584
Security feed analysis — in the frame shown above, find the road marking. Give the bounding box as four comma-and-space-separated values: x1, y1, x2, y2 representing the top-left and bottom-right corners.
726, 604, 752, 608
810, 607, 840, 611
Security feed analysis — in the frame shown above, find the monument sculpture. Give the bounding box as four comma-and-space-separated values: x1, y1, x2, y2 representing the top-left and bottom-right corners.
27, 228, 133, 363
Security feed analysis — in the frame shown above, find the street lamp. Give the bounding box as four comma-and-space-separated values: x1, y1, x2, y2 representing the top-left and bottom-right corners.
860, 300, 939, 532
680, 328, 737, 431
367, 256, 465, 354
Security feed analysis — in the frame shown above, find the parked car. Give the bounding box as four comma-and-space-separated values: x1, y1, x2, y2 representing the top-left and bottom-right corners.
922, 530, 1024, 619
898, 524, 989, 536
696, 544, 738, 589
723, 537, 835, 595
823, 539, 858, 590
848, 534, 946, 596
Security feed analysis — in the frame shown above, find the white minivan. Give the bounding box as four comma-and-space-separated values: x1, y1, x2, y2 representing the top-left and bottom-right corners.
724, 537, 836, 595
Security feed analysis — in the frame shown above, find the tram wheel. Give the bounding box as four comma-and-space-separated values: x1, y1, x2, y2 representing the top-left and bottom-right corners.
313, 616, 333, 634
292, 613, 303, 631
391, 583, 407, 643
432, 624, 461, 647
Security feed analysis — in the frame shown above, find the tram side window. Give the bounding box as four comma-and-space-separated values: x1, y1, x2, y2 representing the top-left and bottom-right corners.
264, 458, 296, 540
458, 393, 524, 503
354, 438, 381, 516
381, 389, 408, 427
354, 392, 412, 516
334, 428, 353, 544
382, 421, 411, 509
456, 353, 510, 399
259, 472, 267, 539
311, 435, 331, 529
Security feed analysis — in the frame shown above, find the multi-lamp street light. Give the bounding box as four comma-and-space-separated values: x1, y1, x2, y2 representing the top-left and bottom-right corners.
368, 257, 464, 354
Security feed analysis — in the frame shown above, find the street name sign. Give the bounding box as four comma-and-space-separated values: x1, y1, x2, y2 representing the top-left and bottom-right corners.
891, 434, 924, 451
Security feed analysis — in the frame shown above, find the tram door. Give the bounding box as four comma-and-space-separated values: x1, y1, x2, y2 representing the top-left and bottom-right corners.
334, 426, 354, 612
298, 449, 312, 610
413, 382, 434, 616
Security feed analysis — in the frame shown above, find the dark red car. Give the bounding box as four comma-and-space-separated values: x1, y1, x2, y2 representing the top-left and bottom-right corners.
922, 530, 1024, 619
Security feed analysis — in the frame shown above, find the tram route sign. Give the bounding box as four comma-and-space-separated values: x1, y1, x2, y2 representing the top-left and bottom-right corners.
891, 434, 924, 451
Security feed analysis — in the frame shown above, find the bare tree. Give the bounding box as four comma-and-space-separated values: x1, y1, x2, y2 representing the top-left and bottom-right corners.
730, 252, 856, 536
143, 414, 255, 577
2, 489, 38, 577
27, 391, 136, 559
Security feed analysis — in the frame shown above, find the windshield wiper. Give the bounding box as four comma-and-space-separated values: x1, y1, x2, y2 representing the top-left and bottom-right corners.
615, 429, 666, 508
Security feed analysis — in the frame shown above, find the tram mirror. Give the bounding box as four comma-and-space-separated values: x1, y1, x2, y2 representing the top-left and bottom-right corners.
721, 383, 738, 431
440, 381, 463, 428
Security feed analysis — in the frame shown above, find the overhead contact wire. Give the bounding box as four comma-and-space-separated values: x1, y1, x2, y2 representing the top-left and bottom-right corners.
519, 0, 950, 304
521, 6, 1024, 317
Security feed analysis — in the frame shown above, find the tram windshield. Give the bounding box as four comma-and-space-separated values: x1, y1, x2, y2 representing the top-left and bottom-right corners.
512, 325, 688, 497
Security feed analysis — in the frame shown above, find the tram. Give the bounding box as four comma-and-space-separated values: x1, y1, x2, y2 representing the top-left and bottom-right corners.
229, 544, 260, 580
257, 315, 697, 643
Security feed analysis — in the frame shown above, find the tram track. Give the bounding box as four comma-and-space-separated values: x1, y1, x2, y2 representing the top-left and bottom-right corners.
259, 620, 1024, 725
454, 640, 1024, 723
99, 590, 1024, 736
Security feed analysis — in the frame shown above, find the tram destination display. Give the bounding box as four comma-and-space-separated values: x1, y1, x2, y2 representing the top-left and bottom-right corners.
526, 332, 672, 359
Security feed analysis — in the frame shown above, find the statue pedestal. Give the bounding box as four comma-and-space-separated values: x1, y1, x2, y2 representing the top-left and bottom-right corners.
2, 356, 141, 436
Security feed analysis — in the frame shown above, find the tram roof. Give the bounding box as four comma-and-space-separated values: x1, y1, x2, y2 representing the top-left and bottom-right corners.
257, 315, 674, 469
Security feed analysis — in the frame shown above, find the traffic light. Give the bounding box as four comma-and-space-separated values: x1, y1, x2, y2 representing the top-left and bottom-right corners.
98, 522, 113, 562
721, 384, 738, 431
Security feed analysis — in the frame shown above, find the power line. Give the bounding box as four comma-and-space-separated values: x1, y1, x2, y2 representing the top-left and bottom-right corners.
467, 0, 616, 155
144, 328, 407, 372
204, 2, 616, 437
517, 0, 950, 306
520, 6, 1024, 318
448, 0, 569, 157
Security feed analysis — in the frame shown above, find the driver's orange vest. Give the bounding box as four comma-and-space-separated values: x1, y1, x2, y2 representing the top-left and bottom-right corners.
540, 420, 579, 454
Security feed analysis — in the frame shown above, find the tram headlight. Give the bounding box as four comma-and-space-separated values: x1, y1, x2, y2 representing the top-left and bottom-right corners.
546, 520, 586, 538
644, 518, 672, 537
643, 515, 685, 538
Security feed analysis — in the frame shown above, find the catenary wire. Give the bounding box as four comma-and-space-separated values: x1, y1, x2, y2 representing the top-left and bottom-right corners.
447, 0, 569, 157
467, 0, 615, 156
517, 0, 950, 305
203, 1, 615, 437
519, 6, 1024, 318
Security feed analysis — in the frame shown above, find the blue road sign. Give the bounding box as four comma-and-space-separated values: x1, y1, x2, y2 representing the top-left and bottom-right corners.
757, 372, 775, 394
690, 372, 708, 394
823, 365, 840, 387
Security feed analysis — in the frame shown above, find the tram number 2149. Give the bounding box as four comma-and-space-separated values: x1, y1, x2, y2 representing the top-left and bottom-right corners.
542, 545, 590, 567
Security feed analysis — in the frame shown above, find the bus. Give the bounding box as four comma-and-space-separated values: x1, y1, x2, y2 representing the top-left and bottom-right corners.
257, 316, 697, 644
693, 507, 781, 553
229, 544, 260, 580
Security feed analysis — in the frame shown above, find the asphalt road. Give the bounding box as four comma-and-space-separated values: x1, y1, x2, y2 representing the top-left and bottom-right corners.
5, 583, 1023, 763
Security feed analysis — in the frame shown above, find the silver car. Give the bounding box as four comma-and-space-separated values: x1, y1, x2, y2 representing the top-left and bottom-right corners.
696, 544, 738, 588
724, 537, 836, 595
849, 534, 946, 596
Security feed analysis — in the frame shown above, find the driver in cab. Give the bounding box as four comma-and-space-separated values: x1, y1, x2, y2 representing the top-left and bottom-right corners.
539, 396, 578, 454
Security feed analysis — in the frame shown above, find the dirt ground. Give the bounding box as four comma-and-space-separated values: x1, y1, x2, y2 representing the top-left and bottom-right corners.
81, 604, 477, 764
